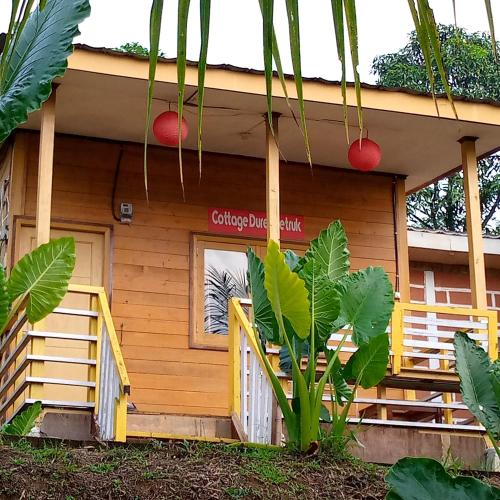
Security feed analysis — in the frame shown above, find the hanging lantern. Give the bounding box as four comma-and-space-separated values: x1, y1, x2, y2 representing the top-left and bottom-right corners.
347, 138, 381, 172
153, 111, 189, 147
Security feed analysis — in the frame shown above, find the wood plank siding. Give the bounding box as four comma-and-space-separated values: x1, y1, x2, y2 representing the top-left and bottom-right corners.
20, 132, 397, 417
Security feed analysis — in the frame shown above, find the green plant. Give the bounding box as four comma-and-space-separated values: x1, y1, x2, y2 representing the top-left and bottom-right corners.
454, 332, 500, 457
0, 0, 90, 143
246, 220, 394, 452
2, 401, 42, 436
88, 462, 118, 474
385, 457, 500, 499
0, 237, 76, 331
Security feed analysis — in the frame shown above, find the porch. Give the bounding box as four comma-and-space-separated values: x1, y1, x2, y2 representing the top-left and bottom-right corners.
0, 46, 498, 456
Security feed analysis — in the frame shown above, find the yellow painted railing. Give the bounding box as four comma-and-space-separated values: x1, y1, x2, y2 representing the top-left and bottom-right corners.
228, 297, 499, 441
391, 302, 498, 375
0, 284, 129, 442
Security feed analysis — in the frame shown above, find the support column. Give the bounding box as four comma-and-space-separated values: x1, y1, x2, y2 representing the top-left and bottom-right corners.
394, 177, 410, 303
36, 90, 56, 246
266, 113, 280, 245
459, 137, 487, 310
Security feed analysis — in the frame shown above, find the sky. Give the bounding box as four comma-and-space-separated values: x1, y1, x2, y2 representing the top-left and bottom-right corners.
1, 0, 497, 83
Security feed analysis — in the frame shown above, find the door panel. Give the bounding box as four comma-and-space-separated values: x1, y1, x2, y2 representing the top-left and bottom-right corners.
16, 225, 105, 402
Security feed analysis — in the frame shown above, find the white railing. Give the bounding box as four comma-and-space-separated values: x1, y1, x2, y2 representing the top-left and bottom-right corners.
0, 285, 130, 442
229, 298, 276, 445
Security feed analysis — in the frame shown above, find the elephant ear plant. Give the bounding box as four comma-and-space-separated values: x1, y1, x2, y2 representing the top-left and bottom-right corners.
385, 333, 500, 499
246, 220, 394, 452
0, 237, 76, 435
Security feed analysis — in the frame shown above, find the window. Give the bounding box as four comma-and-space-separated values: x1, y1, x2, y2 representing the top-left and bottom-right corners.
190, 234, 306, 350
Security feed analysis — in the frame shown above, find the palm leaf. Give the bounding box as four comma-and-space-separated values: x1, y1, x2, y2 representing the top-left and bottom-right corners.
177, 0, 191, 200
197, 0, 211, 179
0, 0, 91, 143
285, 0, 311, 166
7, 237, 76, 324
417, 0, 458, 118
343, 0, 362, 139
485, 0, 498, 61
2, 401, 42, 436
331, 0, 349, 142
261, 0, 275, 132
144, 0, 164, 201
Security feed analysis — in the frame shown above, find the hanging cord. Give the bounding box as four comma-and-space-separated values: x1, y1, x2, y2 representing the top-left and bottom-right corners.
111, 147, 124, 222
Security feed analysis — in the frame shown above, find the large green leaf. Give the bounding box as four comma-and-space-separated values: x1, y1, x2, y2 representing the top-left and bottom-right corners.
343, 333, 389, 389
264, 240, 311, 341
0, 265, 10, 333
177, 0, 192, 200
454, 332, 500, 440
247, 247, 279, 344
385, 457, 500, 500
261, 0, 274, 131
301, 260, 340, 345
2, 401, 42, 436
0, 0, 91, 143
336, 267, 394, 346
197, 0, 211, 178
304, 220, 350, 282
7, 237, 76, 324
144, 0, 164, 200
285, 0, 311, 166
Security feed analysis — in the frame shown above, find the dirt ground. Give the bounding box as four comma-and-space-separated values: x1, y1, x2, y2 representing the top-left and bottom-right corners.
0, 438, 497, 499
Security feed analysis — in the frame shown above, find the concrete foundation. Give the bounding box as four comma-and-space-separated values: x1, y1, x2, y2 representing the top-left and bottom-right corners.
349, 425, 488, 469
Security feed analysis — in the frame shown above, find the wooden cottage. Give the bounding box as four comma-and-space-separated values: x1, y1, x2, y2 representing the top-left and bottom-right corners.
0, 45, 498, 463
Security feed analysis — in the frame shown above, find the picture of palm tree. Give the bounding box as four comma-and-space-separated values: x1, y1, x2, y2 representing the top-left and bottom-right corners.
204, 251, 248, 335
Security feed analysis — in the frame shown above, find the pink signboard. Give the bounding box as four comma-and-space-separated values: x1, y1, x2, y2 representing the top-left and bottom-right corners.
208, 208, 304, 241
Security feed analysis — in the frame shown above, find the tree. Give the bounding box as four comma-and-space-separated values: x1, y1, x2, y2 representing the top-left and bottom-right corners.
116, 42, 165, 58
372, 25, 500, 235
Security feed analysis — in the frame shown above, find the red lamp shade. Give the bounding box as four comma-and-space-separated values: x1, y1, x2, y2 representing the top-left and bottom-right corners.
347, 138, 382, 172
153, 111, 189, 146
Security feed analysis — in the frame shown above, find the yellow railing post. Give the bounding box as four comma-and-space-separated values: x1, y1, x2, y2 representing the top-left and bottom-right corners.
228, 298, 241, 418
391, 303, 403, 375
487, 311, 498, 361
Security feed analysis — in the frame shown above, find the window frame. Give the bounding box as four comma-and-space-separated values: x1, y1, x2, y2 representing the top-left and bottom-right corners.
189, 233, 307, 351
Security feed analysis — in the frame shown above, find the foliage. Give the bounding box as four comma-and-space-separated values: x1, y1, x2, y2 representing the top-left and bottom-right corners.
204, 265, 246, 334
2, 402, 42, 436
246, 220, 394, 452
115, 42, 165, 58
385, 457, 500, 500
454, 332, 500, 448
372, 25, 500, 234
0, 0, 91, 143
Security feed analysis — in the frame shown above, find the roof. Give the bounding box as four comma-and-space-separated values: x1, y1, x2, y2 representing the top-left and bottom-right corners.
408, 228, 500, 268
19, 44, 500, 193
75, 44, 500, 109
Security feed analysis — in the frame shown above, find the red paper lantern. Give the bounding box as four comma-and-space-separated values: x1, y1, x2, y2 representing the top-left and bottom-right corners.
347, 138, 381, 172
153, 111, 189, 146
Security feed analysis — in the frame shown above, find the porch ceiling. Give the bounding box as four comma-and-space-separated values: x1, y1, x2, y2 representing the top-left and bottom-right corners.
19, 47, 500, 193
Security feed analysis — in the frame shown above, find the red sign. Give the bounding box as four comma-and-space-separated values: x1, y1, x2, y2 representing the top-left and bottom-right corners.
208, 208, 304, 241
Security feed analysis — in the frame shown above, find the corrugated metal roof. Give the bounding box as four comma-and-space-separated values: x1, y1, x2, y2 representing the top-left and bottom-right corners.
408, 227, 499, 240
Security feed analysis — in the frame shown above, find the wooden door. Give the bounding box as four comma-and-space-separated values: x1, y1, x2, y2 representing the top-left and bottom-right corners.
16, 224, 106, 403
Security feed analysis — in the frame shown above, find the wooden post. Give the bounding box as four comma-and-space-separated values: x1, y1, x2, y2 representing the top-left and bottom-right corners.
266, 113, 280, 245
394, 177, 410, 303
36, 91, 56, 246
459, 137, 487, 310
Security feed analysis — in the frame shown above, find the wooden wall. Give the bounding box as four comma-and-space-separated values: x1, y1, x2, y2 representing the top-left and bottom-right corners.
21, 132, 397, 417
